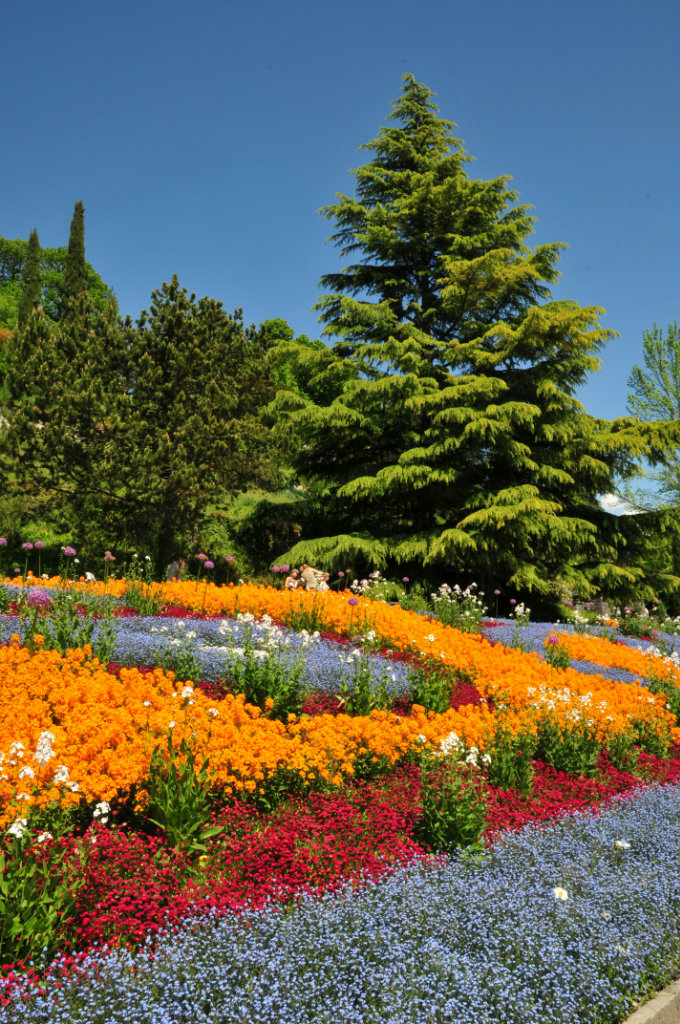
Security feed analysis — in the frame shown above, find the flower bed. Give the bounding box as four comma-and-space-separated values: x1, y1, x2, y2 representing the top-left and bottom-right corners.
3, 578, 680, 1022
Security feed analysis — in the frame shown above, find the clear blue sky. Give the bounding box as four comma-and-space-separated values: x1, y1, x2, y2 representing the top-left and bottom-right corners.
4, 0, 679, 421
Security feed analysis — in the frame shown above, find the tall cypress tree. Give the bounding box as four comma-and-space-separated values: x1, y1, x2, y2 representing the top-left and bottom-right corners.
63, 200, 88, 320
17, 228, 42, 328
282, 75, 664, 599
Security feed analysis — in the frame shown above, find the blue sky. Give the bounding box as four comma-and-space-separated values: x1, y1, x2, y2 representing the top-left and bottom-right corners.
3, 0, 679, 421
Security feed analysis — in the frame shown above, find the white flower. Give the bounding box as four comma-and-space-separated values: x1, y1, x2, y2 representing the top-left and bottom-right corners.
615, 840, 631, 850
93, 801, 110, 821
145, 555, 151, 562
15, 793, 31, 801
85, 572, 96, 582
36, 831, 53, 843
18, 766, 35, 780
9, 741, 25, 757
33, 731, 56, 766
168, 721, 176, 729
553, 887, 569, 901
207, 708, 219, 718
53, 765, 70, 785
7, 818, 28, 838
181, 686, 194, 699
143, 700, 151, 707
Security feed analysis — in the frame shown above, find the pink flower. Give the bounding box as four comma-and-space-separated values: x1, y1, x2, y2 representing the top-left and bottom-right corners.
21, 542, 33, 551
34, 541, 45, 550
27, 589, 52, 608
204, 560, 214, 570
63, 546, 77, 557
348, 596, 359, 606
197, 553, 207, 562
0, 538, 6, 547
225, 555, 234, 563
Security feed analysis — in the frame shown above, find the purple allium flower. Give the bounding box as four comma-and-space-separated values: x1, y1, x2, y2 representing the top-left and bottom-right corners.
337, 571, 345, 578
402, 577, 410, 583
27, 588, 52, 609
34, 541, 45, 550
280, 564, 289, 573
271, 566, 280, 573
14, 567, 20, 574
63, 546, 76, 557
225, 555, 235, 563
197, 553, 207, 562
348, 596, 359, 607
584, 601, 595, 610
21, 542, 33, 551
204, 560, 214, 570
547, 635, 559, 646
0, 537, 6, 547
104, 550, 116, 562
494, 589, 501, 596
510, 598, 517, 605
564, 599, 574, 607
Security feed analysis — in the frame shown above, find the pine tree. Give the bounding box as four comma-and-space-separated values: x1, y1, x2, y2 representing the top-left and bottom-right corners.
17, 228, 41, 328
282, 74, 661, 599
63, 200, 88, 320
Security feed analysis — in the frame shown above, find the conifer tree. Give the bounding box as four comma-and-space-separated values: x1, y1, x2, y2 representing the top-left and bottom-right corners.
63, 200, 88, 320
282, 74, 664, 598
17, 228, 41, 328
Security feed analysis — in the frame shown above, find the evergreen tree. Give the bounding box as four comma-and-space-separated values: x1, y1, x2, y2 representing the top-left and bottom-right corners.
17, 229, 41, 328
282, 74, 664, 599
625, 322, 680, 508
119, 278, 279, 562
63, 200, 88, 320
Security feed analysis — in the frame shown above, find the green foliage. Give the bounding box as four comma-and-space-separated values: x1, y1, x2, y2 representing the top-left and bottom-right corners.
336, 651, 392, 715
407, 661, 454, 714
536, 715, 602, 776
17, 228, 41, 328
64, 201, 88, 317
226, 631, 306, 721
486, 719, 537, 794
0, 823, 87, 963
605, 730, 640, 774
143, 732, 224, 855
625, 322, 680, 509
272, 74, 659, 599
0, 233, 111, 326
415, 764, 487, 853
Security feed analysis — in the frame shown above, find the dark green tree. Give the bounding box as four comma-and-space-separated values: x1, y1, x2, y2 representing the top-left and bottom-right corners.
17, 229, 42, 328
63, 200, 88, 321
279, 74, 667, 599
118, 278, 280, 562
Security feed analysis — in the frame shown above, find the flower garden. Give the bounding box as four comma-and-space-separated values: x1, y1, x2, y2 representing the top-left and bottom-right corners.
3, 571, 680, 1023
